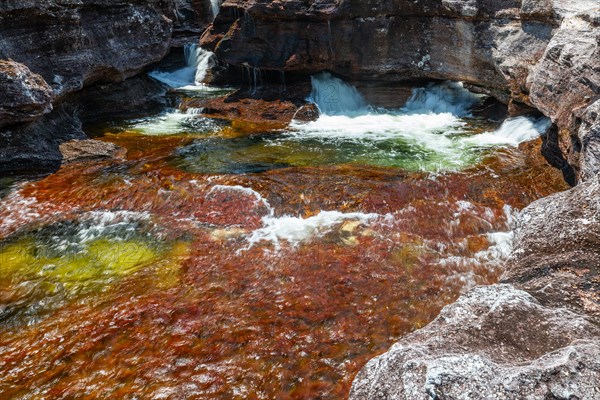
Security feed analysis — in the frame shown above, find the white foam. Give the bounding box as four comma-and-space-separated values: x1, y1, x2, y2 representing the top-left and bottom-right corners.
149, 44, 216, 88
129, 110, 220, 136
245, 211, 381, 249
307, 72, 368, 115
404, 81, 483, 117
464, 116, 551, 147
210, 0, 223, 19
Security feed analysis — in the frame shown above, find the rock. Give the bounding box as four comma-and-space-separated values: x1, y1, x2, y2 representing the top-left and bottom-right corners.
0, 108, 86, 174
0, 1, 174, 99
527, 9, 600, 180
0, 60, 53, 128
505, 176, 600, 320
201, 0, 556, 99
578, 100, 600, 182
292, 103, 319, 122
59, 140, 126, 165
349, 284, 600, 400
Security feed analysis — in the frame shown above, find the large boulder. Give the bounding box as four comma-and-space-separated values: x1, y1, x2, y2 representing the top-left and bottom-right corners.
0, 60, 52, 128
349, 284, 600, 399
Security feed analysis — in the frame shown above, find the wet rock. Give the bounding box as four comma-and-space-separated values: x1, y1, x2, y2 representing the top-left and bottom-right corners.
349, 284, 600, 400
182, 83, 311, 129
0, 60, 53, 128
59, 140, 127, 165
292, 104, 319, 122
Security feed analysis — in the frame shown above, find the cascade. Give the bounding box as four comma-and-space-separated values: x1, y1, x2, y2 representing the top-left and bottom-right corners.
210, 0, 222, 19
149, 43, 215, 88
403, 81, 483, 116
307, 72, 368, 115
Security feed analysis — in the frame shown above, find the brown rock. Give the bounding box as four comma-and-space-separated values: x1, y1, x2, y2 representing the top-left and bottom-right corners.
59, 140, 127, 165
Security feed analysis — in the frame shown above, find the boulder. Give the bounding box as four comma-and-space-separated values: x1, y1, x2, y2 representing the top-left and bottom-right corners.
0, 60, 52, 128
350, 284, 600, 399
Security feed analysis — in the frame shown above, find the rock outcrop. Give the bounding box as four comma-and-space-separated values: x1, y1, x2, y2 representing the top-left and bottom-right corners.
0, 60, 53, 129
0, 0, 214, 174
349, 285, 600, 399
0, 0, 173, 100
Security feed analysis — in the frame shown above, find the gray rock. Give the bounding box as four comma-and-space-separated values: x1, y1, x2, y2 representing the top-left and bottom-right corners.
349, 285, 600, 400
505, 176, 600, 320
0, 60, 52, 128
579, 100, 600, 182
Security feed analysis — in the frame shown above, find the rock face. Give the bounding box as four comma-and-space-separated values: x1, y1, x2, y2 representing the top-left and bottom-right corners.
349, 285, 600, 399
202, 0, 599, 181
0, 61, 53, 128
0, 0, 173, 100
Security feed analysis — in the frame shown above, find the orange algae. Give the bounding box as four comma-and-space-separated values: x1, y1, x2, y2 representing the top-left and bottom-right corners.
0, 130, 568, 399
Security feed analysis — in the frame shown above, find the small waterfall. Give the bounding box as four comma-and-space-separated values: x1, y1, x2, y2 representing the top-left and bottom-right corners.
404, 81, 483, 116
463, 116, 552, 147
149, 43, 215, 88
308, 72, 368, 115
210, 0, 223, 19
242, 63, 263, 94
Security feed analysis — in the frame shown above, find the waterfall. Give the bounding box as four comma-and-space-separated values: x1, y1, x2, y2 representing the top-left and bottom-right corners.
307, 72, 368, 115
149, 43, 216, 88
210, 0, 222, 19
403, 81, 483, 117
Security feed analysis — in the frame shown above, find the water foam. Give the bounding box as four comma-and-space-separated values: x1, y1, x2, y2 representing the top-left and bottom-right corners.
308, 72, 369, 115
129, 108, 221, 136
463, 116, 552, 147
404, 81, 483, 117
245, 211, 381, 249
149, 44, 216, 88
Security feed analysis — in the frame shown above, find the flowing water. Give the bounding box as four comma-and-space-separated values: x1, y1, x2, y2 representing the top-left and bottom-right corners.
0, 56, 568, 399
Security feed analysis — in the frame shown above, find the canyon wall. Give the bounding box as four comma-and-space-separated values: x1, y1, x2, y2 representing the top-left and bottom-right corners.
0, 0, 212, 173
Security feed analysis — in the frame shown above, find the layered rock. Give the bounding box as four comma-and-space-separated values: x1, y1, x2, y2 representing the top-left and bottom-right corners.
0, 60, 53, 128
0, 0, 173, 99
0, 0, 215, 174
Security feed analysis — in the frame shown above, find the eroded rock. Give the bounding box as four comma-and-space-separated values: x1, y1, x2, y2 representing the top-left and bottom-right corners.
0, 60, 52, 128
349, 285, 600, 400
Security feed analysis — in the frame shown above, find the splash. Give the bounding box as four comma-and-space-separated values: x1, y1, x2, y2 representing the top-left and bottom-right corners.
149, 44, 216, 88
308, 72, 368, 115
463, 116, 552, 147
403, 81, 483, 117
210, 0, 223, 19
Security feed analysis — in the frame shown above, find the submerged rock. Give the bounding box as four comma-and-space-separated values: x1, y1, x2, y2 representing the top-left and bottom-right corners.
0, 61, 53, 128
350, 284, 600, 400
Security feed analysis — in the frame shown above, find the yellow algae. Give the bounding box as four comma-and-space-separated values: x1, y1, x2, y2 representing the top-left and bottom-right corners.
154, 241, 191, 289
